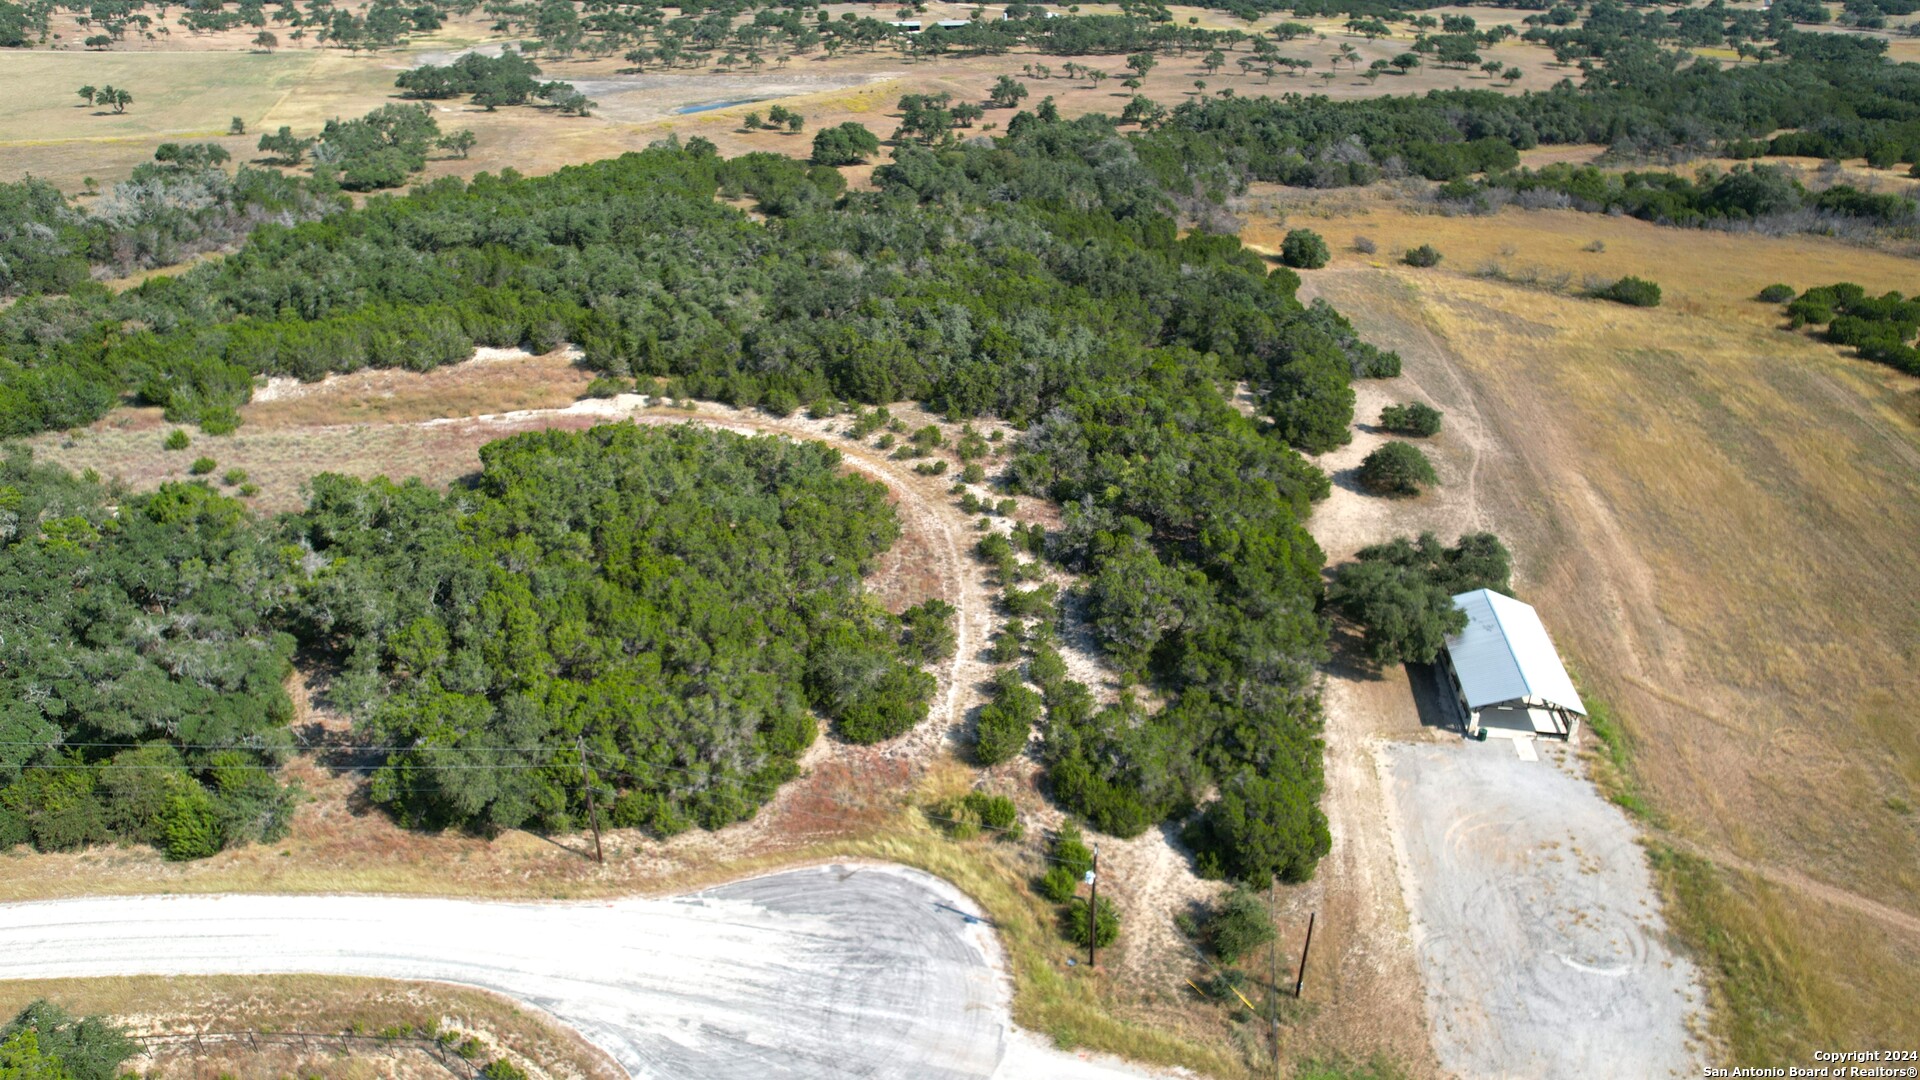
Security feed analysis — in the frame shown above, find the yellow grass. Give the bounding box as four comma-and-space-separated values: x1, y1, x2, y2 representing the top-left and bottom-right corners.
1285, 215, 1920, 1061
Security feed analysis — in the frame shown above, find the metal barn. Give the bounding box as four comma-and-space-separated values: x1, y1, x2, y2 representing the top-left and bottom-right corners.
1439, 589, 1588, 741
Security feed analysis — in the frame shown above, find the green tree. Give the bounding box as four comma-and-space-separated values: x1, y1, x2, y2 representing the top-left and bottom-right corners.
1280, 228, 1330, 269
1326, 531, 1511, 663
810, 122, 880, 165
437, 129, 477, 159
900, 598, 957, 662
988, 74, 1028, 108
76, 85, 97, 107
257, 125, 314, 165
1357, 441, 1437, 496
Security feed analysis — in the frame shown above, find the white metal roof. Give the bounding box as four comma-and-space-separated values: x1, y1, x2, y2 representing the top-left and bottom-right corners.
1445, 589, 1587, 715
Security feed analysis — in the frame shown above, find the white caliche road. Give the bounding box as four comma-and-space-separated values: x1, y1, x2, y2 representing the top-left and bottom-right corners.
0, 864, 1167, 1080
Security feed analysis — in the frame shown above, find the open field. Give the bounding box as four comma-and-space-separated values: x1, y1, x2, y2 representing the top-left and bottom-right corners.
1275, 219, 1920, 1064
0, 974, 622, 1080
4, 2, 1569, 191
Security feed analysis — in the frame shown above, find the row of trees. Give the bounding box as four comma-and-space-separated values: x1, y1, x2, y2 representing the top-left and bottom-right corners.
1782, 282, 1920, 376
72, 83, 131, 112
1453, 163, 1919, 230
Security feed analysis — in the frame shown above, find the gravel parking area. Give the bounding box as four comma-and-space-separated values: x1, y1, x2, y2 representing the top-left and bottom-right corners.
1384, 740, 1704, 1079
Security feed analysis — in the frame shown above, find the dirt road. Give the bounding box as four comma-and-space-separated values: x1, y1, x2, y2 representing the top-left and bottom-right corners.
0, 864, 1168, 1080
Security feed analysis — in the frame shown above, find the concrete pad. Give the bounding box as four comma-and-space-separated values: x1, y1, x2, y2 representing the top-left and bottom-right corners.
1513, 737, 1539, 762
1384, 741, 1703, 1079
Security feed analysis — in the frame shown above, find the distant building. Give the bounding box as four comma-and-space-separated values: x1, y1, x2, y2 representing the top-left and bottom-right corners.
1440, 589, 1587, 741
936, 19, 970, 28
888, 19, 922, 30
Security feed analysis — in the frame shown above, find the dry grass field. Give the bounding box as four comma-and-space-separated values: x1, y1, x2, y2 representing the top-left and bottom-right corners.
4, 1, 1568, 191
1249, 193, 1920, 1062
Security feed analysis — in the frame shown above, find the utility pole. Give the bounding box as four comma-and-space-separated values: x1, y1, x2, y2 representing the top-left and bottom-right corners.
1086, 843, 1100, 969
576, 736, 603, 865
1270, 882, 1281, 1078
1294, 911, 1316, 999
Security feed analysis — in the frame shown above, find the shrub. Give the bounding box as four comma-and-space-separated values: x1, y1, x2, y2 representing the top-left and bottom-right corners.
1207, 884, 1276, 962
1052, 821, 1095, 879
0, 1001, 137, 1080
1037, 864, 1079, 903
157, 786, 223, 861
974, 675, 1041, 765
1377, 401, 1442, 436
1280, 228, 1330, 270
1183, 770, 1331, 889
584, 375, 630, 398
1352, 235, 1378, 254
1002, 582, 1058, 618
163, 429, 190, 451
1358, 442, 1438, 496
962, 790, 1020, 833
1757, 283, 1796, 303
988, 628, 1023, 663
1590, 275, 1662, 307
188, 456, 217, 475
1403, 244, 1443, 268
900, 598, 957, 662
1063, 895, 1120, 948
221, 468, 248, 485
481, 1061, 528, 1080
834, 663, 936, 743
961, 462, 986, 483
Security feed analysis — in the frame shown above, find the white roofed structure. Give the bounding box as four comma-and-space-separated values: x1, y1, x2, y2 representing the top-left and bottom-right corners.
1439, 589, 1587, 740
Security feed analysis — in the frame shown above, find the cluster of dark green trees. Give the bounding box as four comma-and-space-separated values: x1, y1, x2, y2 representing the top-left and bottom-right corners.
1783, 283, 1920, 375
299, 424, 927, 835
396, 49, 592, 115
1, 423, 930, 854
1328, 532, 1512, 664
0, 450, 299, 859
1451, 163, 1917, 229
0, 1001, 133, 1080
1150, 34, 1920, 186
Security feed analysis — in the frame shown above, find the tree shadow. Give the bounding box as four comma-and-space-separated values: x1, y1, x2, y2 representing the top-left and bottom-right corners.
1328, 464, 1371, 497
1323, 618, 1390, 683
1405, 660, 1468, 735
